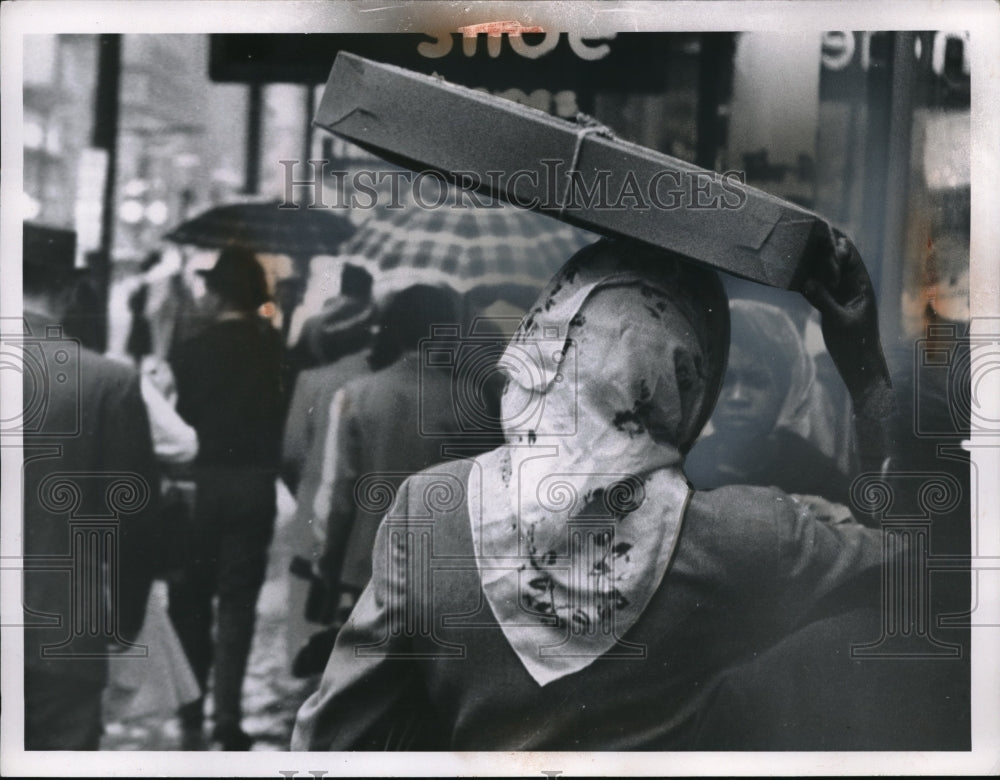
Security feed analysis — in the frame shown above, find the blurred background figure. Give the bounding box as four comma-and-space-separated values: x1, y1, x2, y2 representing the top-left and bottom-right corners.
463, 284, 536, 339
280, 274, 376, 677
685, 298, 853, 506
21, 222, 162, 750
105, 247, 210, 371
162, 199, 357, 369
136, 355, 199, 466
99, 247, 203, 733
125, 278, 153, 365
287, 262, 376, 373
167, 246, 285, 750
114, 249, 201, 468
280, 272, 376, 504
60, 270, 106, 354
308, 285, 488, 656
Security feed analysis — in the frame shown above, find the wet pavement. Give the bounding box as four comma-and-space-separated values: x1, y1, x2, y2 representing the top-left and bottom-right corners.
100, 489, 318, 752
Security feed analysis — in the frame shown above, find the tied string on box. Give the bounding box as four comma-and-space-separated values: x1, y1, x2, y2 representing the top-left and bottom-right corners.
558, 113, 618, 221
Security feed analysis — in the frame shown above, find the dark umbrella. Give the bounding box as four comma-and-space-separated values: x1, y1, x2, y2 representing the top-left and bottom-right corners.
164, 200, 356, 265
166, 201, 357, 347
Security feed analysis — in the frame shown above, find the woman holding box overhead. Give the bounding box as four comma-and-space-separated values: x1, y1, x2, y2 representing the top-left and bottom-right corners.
292, 228, 903, 750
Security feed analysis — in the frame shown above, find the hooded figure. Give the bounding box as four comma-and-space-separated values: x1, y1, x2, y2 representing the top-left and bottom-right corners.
467, 238, 729, 685
684, 299, 852, 505
292, 238, 887, 751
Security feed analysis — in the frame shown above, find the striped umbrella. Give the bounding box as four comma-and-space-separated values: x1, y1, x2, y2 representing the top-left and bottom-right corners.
339, 202, 597, 294
164, 200, 356, 265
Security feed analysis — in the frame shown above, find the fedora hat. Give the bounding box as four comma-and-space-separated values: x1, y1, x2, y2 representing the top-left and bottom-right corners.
23, 221, 85, 293
197, 245, 270, 310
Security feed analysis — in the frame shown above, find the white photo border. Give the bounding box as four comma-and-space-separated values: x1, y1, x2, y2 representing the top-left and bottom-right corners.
2, 1, 998, 776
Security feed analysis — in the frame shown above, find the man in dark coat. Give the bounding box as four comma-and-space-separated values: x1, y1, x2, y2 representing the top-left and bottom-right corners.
169, 246, 284, 750
20, 222, 160, 750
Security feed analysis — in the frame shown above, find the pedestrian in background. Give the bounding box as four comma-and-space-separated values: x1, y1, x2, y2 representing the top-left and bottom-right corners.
281, 295, 374, 676
169, 246, 284, 750
288, 262, 376, 371
21, 222, 161, 750
313, 285, 471, 626
684, 298, 852, 506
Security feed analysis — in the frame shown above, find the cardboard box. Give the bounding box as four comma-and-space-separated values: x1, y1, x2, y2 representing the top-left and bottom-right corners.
314, 52, 827, 290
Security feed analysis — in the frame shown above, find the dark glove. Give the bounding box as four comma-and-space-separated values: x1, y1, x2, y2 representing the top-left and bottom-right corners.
800, 223, 897, 484
800, 224, 892, 402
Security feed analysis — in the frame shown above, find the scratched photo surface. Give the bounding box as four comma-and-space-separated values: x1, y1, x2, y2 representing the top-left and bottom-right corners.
2, 2, 998, 777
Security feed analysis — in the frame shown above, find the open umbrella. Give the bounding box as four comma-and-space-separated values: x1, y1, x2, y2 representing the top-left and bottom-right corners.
338, 201, 596, 295
164, 200, 356, 262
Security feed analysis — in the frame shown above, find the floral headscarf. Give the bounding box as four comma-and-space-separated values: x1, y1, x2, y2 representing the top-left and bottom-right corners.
467, 238, 729, 686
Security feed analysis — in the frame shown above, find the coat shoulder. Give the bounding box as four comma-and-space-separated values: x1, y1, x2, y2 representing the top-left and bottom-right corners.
79, 348, 141, 397
684, 484, 798, 556
389, 458, 476, 521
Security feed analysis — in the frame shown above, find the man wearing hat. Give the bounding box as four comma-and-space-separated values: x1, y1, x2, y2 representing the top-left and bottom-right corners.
286, 261, 376, 372
168, 245, 284, 750
20, 222, 161, 749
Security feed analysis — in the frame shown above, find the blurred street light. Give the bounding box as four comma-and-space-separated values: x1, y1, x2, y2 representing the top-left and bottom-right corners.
145, 201, 169, 226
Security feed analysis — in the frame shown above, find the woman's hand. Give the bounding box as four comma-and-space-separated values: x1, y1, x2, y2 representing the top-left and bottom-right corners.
800, 224, 892, 402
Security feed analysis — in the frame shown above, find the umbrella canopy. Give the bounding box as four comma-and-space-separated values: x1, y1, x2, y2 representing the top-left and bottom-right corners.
164, 200, 356, 262
339, 202, 597, 294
